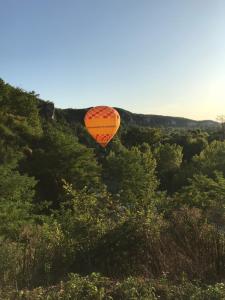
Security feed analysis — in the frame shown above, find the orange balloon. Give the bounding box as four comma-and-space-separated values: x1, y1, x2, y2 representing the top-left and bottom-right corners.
84, 106, 120, 147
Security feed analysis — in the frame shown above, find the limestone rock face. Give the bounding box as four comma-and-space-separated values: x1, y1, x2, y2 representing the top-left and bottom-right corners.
37, 100, 219, 129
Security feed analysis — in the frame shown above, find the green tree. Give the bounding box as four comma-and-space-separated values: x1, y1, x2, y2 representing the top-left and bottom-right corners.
154, 143, 183, 192
193, 140, 225, 176
0, 82, 42, 138
216, 115, 225, 140
175, 172, 225, 227
168, 129, 208, 161
103, 146, 158, 208
0, 163, 36, 238
121, 126, 163, 148
26, 125, 102, 204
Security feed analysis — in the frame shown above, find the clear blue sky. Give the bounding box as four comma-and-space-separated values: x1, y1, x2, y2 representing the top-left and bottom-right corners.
1, 0, 225, 120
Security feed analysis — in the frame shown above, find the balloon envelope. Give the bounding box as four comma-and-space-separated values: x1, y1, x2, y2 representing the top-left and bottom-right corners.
84, 106, 120, 147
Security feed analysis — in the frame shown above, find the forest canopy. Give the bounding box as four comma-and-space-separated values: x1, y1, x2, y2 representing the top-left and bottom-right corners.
0, 79, 225, 299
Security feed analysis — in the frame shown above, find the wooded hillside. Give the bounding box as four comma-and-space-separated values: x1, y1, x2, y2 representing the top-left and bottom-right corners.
0, 79, 225, 299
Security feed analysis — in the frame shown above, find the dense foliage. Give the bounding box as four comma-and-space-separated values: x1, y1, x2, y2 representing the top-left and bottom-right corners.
0, 79, 225, 299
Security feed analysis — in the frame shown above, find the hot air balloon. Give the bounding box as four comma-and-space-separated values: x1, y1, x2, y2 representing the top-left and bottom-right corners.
84, 106, 120, 147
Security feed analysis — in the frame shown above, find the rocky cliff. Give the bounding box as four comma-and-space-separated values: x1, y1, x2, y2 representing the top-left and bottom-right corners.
38, 100, 218, 128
